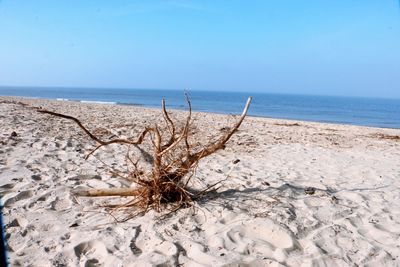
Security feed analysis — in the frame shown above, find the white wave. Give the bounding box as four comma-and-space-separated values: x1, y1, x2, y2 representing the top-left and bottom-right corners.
80, 100, 117, 105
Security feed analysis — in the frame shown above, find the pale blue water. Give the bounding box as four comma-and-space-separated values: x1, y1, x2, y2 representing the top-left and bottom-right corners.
1, 86, 400, 129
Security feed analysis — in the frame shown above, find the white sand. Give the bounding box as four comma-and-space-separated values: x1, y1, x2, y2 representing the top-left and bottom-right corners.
1, 96, 400, 266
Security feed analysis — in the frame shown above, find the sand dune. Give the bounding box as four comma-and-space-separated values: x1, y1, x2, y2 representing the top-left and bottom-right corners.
1, 96, 400, 266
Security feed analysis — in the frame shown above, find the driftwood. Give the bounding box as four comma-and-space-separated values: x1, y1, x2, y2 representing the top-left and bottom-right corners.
38, 95, 252, 217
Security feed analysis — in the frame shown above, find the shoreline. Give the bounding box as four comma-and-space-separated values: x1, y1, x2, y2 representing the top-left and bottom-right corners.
1, 96, 400, 266
2, 95, 400, 131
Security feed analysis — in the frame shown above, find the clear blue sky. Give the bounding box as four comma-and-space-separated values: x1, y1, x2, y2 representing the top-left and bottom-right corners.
0, 1, 399, 98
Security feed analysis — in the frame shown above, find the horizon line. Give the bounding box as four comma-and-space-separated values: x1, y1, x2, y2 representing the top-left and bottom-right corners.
0, 84, 399, 101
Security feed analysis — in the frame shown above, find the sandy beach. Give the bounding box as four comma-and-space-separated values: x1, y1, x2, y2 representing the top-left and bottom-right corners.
1, 96, 400, 266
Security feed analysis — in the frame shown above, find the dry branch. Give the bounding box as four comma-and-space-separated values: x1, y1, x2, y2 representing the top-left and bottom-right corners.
72, 188, 142, 197
38, 95, 252, 217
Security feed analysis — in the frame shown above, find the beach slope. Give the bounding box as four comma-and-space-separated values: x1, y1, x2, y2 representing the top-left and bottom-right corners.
1, 96, 400, 266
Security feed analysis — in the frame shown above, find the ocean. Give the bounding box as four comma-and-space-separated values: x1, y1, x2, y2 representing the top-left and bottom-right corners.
1, 86, 400, 129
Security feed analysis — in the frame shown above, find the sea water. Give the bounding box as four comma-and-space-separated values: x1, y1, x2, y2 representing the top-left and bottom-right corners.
1, 86, 400, 129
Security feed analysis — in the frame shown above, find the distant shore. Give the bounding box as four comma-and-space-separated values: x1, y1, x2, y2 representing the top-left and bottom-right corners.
1, 96, 400, 266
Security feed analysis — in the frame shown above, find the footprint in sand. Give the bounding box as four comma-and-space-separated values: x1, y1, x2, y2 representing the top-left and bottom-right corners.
129, 226, 143, 256
74, 240, 108, 267
206, 214, 299, 263
0, 182, 16, 195
3, 190, 34, 207
50, 196, 73, 211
